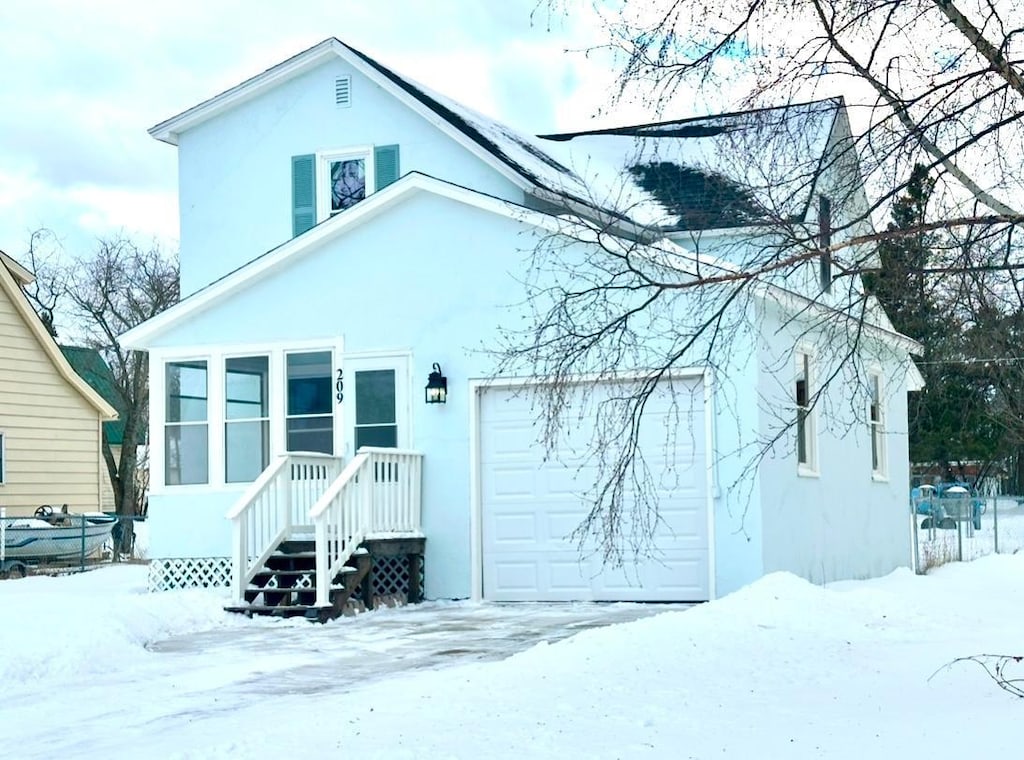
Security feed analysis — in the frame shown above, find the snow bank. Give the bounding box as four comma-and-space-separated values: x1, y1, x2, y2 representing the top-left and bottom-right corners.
6, 556, 1024, 758
0, 565, 235, 685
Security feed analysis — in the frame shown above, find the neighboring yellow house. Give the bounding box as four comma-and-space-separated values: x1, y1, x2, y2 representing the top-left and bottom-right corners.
0, 251, 118, 517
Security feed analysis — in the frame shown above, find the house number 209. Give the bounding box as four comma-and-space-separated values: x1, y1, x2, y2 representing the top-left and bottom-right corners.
335, 368, 344, 403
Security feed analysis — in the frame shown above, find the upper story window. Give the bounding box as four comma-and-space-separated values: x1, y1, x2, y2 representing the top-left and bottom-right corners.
795, 350, 818, 475
869, 372, 886, 478
320, 148, 373, 220
292, 145, 401, 237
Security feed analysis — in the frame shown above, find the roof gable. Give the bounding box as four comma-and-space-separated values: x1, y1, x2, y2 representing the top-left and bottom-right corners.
0, 261, 118, 419
59, 346, 127, 444
121, 173, 572, 349
150, 38, 586, 201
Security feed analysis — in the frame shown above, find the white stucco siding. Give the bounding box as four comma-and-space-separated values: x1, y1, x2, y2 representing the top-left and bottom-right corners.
146, 189, 775, 599
755, 300, 913, 584
148, 193, 539, 597
176, 58, 524, 296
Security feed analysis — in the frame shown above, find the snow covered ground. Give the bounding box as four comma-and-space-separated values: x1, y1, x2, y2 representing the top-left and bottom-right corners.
3, 558, 1024, 759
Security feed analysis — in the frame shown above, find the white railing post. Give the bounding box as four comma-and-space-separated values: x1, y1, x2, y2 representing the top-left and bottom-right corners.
282, 460, 293, 535
232, 517, 246, 604
314, 518, 330, 608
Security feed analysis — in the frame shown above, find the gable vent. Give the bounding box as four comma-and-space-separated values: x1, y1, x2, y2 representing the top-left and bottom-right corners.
335, 76, 352, 107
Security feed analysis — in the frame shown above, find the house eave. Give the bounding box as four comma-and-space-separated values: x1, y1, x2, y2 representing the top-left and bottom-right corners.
0, 263, 118, 419
0, 251, 35, 286
120, 174, 571, 350
147, 39, 534, 196
149, 40, 343, 145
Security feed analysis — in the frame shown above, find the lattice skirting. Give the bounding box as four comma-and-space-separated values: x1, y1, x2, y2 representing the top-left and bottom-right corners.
370, 554, 425, 605
149, 557, 232, 591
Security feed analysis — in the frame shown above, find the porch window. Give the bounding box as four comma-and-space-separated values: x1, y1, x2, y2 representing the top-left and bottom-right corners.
165, 360, 209, 485
869, 373, 886, 477
286, 351, 333, 455
354, 369, 397, 449
225, 356, 270, 483
795, 351, 817, 472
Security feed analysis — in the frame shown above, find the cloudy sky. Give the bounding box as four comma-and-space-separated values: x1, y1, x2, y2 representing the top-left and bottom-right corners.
0, 0, 663, 263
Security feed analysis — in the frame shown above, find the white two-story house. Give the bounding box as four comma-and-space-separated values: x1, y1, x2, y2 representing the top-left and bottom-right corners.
122, 38, 920, 618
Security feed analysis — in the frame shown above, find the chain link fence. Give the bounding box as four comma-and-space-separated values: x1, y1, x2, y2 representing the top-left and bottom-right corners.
1, 508, 148, 579
912, 491, 1024, 573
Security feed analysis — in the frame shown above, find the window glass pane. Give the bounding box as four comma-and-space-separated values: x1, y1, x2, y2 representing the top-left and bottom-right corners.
226, 356, 269, 420
869, 376, 881, 423
166, 361, 208, 423
331, 158, 366, 211
356, 425, 398, 450
287, 352, 332, 416
287, 416, 334, 455
797, 411, 807, 464
355, 370, 396, 425
165, 424, 209, 485
226, 420, 270, 483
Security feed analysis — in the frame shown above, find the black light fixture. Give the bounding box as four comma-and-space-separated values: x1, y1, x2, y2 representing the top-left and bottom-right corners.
425, 362, 447, 404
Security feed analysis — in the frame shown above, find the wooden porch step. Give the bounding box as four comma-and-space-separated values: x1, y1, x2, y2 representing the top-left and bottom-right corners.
278, 539, 315, 554
224, 604, 313, 618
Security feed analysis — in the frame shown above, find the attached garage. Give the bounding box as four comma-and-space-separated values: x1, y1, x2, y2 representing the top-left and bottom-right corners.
475, 377, 712, 602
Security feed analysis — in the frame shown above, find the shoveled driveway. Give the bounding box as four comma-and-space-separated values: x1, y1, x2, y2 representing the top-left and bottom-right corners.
151, 601, 690, 697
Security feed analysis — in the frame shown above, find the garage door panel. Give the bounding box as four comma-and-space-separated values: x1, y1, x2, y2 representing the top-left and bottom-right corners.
493, 561, 539, 593
491, 513, 538, 543
480, 379, 710, 602
489, 466, 539, 499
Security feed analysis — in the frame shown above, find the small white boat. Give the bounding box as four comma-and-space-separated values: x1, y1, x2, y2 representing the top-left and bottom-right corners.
1, 507, 116, 564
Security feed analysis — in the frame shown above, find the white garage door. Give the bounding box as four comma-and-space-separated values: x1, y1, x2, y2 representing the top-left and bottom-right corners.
479, 379, 710, 602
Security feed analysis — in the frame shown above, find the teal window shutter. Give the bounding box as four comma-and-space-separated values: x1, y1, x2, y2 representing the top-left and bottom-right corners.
292, 154, 317, 237
374, 145, 400, 191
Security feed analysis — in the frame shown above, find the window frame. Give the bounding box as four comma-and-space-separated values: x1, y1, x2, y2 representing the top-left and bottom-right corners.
316, 145, 375, 222
285, 349, 336, 456
795, 349, 818, 477
164, 358, 211, 486
224, 354, 271, 484
0, 431, 6, 485
868, 370, 887, 480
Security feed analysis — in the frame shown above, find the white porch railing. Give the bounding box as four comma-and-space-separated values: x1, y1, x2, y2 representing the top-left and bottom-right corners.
228, 452, 342, 603
309, 447, 423, 608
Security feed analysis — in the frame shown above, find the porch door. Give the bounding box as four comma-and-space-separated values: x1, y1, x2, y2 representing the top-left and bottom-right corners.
344, 355, 410, 456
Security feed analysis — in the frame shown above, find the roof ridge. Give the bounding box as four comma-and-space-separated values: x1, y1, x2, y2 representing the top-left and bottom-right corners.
539, 97, 844, 141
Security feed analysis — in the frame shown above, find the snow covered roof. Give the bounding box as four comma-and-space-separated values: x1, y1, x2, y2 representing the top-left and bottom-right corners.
151, 39, 841, 233
538, 99, 843, 230
337, 41, 595, 203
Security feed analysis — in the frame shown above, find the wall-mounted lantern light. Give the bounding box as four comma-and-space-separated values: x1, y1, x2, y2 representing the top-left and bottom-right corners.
425, 363, 448, 404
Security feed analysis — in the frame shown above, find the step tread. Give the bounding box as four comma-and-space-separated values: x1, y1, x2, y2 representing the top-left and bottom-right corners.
251, 568, 358, 583
225, 604, 313, 615
243, 585, 352, 598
